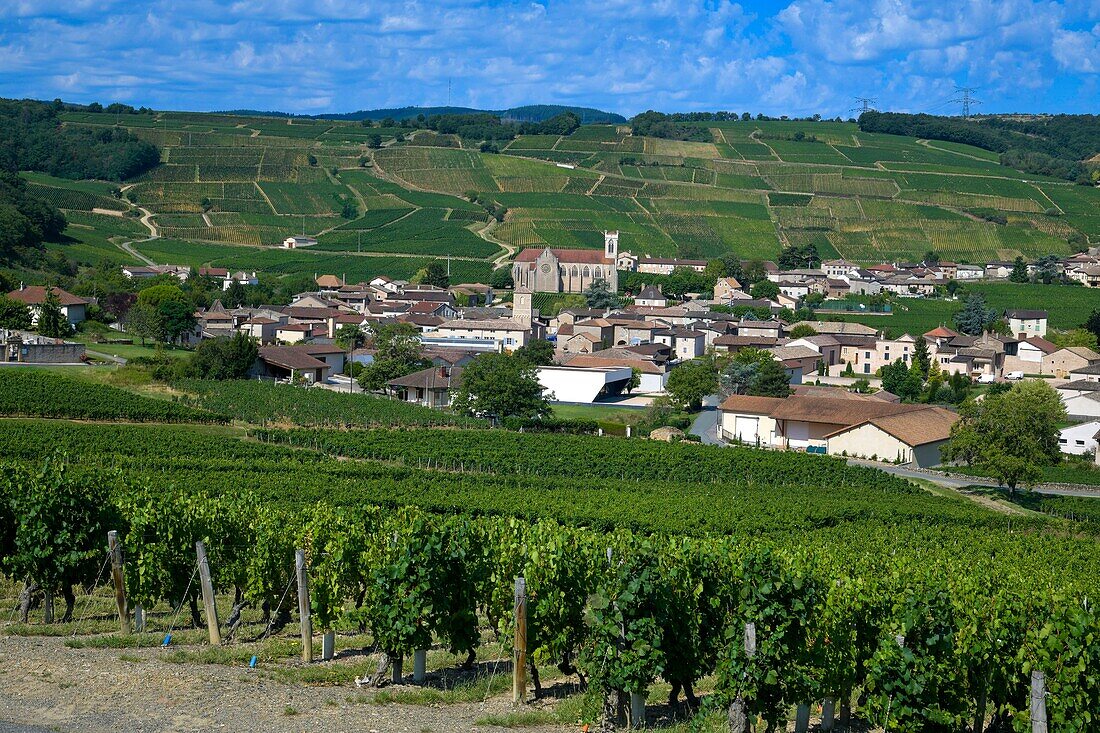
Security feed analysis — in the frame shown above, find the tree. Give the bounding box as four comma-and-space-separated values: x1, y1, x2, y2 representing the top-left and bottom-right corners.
921, 358, 943, 401
881, 358, 922, 402
490, 266, 513, 290
367, 134, 382, 149
1034, 254, 1062, 284
451, 352, 550, 421
334, 323, 365, 351
187, 333, 258, 380
126, 302, 160, 345
584, 278, 617, 309
36, 288, 69, 337
748, 357, 792, 398
777, 242, 820, 269
514, 339, 555, 366
718, 253, 745, 282
0, 295, 31, 330
720, 359, 759, 397
625, 367, 641, 395
157, 299, 197, 343
223, 280, 248, 308
942, 380, 1066, 492
945, 279, 960, 298
666, 357, 718, 411
1009, 256, 1029, 283
357, 323, 430, 391
912, 337, 931, 378
923, 250, 941, 265
953, 293, 997, 336
742, 260, 767, 285
1083, 309, 1100, 343
1050, 329, 1098, 350
423, 260, 450, 289
137, 283, 188, 309
750, 280, 779, 300
788, 324, 817, 339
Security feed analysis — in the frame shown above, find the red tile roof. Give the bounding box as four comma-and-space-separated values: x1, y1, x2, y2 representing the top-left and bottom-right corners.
514, 247, 612, 265
6, 286, 87, 307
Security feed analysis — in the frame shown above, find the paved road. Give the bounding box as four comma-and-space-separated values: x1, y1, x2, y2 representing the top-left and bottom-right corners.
689, 395, 721, 445
849, 458, 1100, 498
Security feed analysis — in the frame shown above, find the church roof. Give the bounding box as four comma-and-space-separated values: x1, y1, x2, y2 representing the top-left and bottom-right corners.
514, 247, 612, 265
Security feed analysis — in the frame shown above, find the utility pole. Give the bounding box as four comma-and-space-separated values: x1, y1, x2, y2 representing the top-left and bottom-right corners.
952, 87, 981, 118
849, 97, 877, 116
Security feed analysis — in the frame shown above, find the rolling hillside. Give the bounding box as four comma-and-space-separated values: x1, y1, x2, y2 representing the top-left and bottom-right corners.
35, 110, 1100, 284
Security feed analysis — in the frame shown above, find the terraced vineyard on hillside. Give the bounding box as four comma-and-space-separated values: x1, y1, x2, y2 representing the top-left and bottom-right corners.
37, 111, 1100, 283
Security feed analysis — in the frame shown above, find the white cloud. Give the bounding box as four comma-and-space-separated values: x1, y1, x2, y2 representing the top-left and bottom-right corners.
1052, 24, 1100, 72
0, 0, 1094, 115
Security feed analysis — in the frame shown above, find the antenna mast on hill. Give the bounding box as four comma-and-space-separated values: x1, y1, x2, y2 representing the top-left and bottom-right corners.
447, 78, 452, 107
952, 87, 981, 118
850, 97, 877, 116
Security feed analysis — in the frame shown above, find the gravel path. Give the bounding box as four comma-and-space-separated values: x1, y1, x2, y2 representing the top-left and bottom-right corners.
0, 635, 570, 733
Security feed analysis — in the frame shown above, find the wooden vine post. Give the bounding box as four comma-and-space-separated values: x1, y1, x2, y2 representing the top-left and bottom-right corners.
107, 530, 130, 634
296, 549, 312, 663
1030, 670, 1047, 733
195, 541, 220, 645
728, 622, 756, 733
513, 576, 527, 705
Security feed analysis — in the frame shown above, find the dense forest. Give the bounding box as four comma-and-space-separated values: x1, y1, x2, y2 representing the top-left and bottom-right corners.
370, 110, 583, 144
858, 111, 1100, 182
630, 110, 715, 141
0, 171, 66, 267
319, 104, 625, 124
0, 98, 160, 181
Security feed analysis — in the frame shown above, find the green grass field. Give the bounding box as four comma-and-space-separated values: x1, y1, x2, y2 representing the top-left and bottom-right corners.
52, 111, 1100, 289
823, 282, 1100, 337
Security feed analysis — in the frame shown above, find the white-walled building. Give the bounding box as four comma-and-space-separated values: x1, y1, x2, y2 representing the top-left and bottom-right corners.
435, 319, 535, 351
1004, 309, 1048, 338
6, 286, 89, 328
537, 365, 634, 403
1058, 421, 1100, 456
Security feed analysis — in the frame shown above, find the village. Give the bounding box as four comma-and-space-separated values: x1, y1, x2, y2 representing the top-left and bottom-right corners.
4, 230, 1100, 474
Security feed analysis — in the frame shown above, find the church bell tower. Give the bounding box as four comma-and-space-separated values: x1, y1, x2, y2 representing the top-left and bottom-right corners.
604, 230, 619, 261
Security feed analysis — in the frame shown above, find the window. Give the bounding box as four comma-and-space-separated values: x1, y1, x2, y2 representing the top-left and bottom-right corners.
1077, 440, 1086, 446
863, 363, 870, 374
865, 351, 871, 359
1060, 438, 1068, 444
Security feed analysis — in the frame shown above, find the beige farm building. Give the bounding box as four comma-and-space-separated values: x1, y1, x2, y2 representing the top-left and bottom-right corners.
718, 391, 959, 468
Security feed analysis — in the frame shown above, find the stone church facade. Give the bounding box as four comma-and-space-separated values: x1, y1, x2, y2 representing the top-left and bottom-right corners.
511, 231, 619, 294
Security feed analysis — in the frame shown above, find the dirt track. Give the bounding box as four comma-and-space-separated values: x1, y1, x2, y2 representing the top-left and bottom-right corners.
0, 635, 568, 733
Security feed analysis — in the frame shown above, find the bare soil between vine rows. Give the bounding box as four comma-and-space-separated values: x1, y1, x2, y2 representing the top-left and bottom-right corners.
0, 635, 570, 733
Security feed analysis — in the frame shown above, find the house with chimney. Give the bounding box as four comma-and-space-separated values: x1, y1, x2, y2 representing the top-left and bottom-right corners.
6, 285, 90, 328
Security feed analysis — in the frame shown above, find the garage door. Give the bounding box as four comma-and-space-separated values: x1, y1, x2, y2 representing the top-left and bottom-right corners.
734, 416, 759, 443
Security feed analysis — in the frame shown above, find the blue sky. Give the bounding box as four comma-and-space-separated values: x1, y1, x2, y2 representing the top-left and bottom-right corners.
0, 1, 1097, 117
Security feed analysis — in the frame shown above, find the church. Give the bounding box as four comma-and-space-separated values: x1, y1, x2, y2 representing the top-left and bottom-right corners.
511, 231, 620, 294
